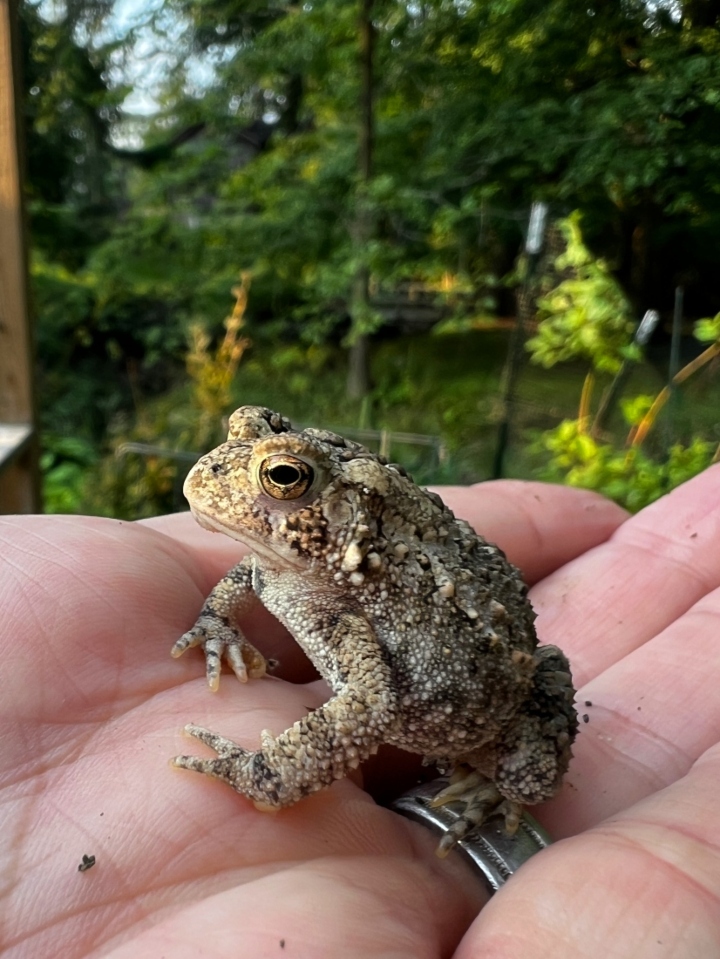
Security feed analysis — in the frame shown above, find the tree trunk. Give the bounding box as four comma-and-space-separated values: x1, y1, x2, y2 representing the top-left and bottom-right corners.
347, 326, 371, 400
346, 0, 374, 401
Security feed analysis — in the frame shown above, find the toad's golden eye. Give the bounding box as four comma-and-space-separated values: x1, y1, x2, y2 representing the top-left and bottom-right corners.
258, 455, 314, 500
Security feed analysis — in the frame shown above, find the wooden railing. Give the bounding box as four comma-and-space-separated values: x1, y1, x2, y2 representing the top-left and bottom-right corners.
0, 0, 40, 513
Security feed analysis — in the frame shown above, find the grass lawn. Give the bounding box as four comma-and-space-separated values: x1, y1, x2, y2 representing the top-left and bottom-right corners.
47, 325, 719, 518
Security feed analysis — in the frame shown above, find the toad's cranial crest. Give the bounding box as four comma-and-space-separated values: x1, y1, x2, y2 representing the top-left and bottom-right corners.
172, 405, 578, 852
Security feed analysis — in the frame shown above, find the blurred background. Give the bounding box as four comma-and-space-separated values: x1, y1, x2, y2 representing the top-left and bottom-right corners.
3, 0, 720, 518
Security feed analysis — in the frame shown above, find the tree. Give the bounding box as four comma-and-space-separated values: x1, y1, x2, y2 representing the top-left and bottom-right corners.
346, 0, 375, 400
20, 0, 123, 266
22, 0, 720, 467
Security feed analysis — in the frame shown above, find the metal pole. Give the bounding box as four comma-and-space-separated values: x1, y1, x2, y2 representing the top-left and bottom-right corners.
592, 309, 660, 437
492, 202, 548, 479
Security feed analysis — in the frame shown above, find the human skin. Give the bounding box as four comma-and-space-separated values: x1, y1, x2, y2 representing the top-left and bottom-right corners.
2, 469, 720, 958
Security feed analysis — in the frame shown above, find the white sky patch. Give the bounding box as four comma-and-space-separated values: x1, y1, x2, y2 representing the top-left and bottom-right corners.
32, 0, 685, 140
32, 0, 224, 127
646, 0, 681, 17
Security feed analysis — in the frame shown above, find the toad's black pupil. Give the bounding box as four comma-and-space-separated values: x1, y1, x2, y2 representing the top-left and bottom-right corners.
269, 464, 302, 486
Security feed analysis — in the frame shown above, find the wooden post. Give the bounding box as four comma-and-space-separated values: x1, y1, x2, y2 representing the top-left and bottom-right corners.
0, 0, 40, 512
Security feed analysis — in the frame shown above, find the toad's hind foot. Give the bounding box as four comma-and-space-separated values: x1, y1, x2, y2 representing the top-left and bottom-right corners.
173, 725, 296, 812
429, 766, 522, 857
173, 723, 256, 787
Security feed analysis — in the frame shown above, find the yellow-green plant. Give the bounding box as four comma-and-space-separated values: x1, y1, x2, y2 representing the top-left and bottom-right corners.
533, 317, 720, 510
185, 274, 252, 448
63, 279, 253, 519
529, 215, 720, 509
526, 212, 636, 375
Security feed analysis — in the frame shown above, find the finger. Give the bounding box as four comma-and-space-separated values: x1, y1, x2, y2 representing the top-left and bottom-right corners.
91, 852, 483, 959
97, 854, 483, 959
2, 668, 484, 959
0, 516, 312, 712
140, 511, 248, 588
544, 580, 720, 837
532, 462, 720, 684
435, 481, 626, 584
138, 514, 320, 679
0, 515, 206, 725
142, 483, 625, 682
144, 482, 627, 589
455, 742, 720, 959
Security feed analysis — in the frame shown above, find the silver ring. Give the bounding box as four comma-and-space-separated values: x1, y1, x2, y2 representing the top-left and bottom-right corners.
390, 780, 552, 893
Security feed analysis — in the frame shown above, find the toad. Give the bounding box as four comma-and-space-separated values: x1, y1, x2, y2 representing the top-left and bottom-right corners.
172, 406, 577, 850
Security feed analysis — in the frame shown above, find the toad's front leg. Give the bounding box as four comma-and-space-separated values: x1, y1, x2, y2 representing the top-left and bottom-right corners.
172, 557, 268, 690
173, 614, 397, 808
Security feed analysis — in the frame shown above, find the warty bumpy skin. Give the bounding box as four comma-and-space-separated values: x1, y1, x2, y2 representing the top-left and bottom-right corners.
172, 406, 578, 840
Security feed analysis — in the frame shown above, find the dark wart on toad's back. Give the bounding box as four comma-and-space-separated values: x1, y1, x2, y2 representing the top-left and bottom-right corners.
172, 406, 578, 852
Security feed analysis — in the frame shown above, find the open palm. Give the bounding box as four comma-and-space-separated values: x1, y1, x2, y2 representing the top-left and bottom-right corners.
3, 468, 720, 958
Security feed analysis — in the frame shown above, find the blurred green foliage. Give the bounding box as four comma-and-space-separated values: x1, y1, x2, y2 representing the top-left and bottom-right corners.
527, 213, 637, 374
69, 326, 514, 518
18, 0, 720, 515
534, 412, 716, 512
529, 217, 720, 510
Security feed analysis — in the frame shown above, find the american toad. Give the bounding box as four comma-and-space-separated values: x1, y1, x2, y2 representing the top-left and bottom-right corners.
172, 406, 577, 851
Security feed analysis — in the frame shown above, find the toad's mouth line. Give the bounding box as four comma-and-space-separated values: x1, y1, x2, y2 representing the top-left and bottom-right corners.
189, 506, 306, 569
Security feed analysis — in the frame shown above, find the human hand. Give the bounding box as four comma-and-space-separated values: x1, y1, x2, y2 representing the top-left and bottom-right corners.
453, 465, 720, 959
2, 468, 717, 958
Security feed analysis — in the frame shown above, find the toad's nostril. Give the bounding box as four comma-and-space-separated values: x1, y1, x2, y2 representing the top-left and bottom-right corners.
210, 463, 222, 474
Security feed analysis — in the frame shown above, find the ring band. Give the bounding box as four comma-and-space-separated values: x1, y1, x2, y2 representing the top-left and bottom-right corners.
390, 780, 552, 893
